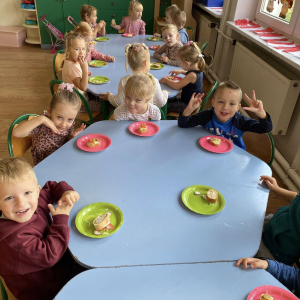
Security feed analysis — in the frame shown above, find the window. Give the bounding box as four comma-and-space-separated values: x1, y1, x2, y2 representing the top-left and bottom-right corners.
261, 0, 296, 23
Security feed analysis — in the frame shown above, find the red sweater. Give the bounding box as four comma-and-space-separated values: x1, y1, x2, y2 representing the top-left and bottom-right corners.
0, 181, 74, 300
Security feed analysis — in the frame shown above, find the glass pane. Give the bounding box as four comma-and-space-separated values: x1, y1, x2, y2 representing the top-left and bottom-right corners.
261, 0, 296, 23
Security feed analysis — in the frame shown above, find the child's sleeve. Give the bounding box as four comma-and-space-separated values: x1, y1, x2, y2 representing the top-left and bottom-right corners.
153, 78, 168, 108
167, 44, 183, 67
178, 110, 212, 128
233, 112, 273, 133
113, 105, 126, 121
40, 181, 74, 205
154, 44, 167, 60
139, 20, 146, 35
90, 48, 110, 61
108, 77, 127, 107
68, 64, 82, 82
266, 259, 300, 292
119, 17, 126, 30
29, 124, 42, 135
151, 105, 161, 121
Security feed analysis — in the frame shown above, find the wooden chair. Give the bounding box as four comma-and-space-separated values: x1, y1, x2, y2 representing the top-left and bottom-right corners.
49, 79, 97, 126
0, 276, 17, 300
53, 49, 65, 80
185, 26, 194, 41
7, 114, 39, 158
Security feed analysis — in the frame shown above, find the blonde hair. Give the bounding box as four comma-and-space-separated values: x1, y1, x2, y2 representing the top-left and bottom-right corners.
177, 42, 205, 72
161, 24, 179, 36
50, 87, 82, 112
74, 21, 93, 38
125, 43, 150, 72
64, 32, 85, 52
165, 4, 179, 17
0, 158, 37, 184
128, 0, 143, 15
172, 10, 186, 27
214, 81, 242, 102
80, 4, 97, 22
125, 73, 155, 100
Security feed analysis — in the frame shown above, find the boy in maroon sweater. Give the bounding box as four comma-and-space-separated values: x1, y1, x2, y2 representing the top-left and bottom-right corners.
0, 158, 86, 300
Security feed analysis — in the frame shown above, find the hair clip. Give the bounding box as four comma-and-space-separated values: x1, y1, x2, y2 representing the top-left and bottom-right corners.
58, 83, 74, 92
198, 54, 204, 58
134, 46, 142, 52
186, 41, 193, 46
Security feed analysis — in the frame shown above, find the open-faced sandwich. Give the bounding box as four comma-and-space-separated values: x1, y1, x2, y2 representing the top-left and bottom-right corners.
111, 19, 116, 26
93, 212, 114, 236
206, 189, 218, 204
138, 123, 148, 134
127, 33, 133, 37
260, 295, 273, 300
87, 138, 101, 148
210, 137, 221, 146
152, 63, 160, 68
152, 45, 160, 50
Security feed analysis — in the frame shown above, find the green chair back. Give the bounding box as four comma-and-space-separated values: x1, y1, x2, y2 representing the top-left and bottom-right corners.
200, 81, 218, 112
185, 26, 195, 41
53, 49, 65, 80
0, 276, 8, 300
201, 41, 209, 52
267, 132, 275, 166
7, 114, 39, 158
49, 79, 94, 125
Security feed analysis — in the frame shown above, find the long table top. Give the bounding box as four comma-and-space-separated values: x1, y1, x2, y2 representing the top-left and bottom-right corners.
34, 120, 271, 268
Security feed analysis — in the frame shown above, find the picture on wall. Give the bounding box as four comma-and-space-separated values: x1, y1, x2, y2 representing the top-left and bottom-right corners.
261, 0, 295, 22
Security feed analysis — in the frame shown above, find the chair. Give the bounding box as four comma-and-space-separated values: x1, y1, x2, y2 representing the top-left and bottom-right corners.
107, 107, 166, 121
1, 275, 17, 300
185, 26, 195, 41
53, 49, 66, 80
7, 114, 39, 158
49, 79, 96, 126
201, 41, 208, 52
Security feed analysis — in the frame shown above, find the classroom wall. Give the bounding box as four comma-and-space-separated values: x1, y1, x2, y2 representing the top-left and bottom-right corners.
234, 0, 259, 20
0, 0, 23, 26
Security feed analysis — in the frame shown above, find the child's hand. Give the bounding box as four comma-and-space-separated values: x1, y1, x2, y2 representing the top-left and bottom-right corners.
159, 77, 168, 84
99, 20, 106, 27
162, 89, 170, 94
88, 71, 92, 76
107, 56, 115, 62
99, 92, 112, 101
57, 190, 80, 207
169, 69, 182, 77
48, 203, 74, 216
243, 91, 267, 119
161, 55, 169, 63
42, 116, 59, 134
79, 56, 88, 74
188, 92, 204, 111
260, 175, 279, 192
154, 33, 161, 38
71, 123, 86, 138
236, 258, 268, 270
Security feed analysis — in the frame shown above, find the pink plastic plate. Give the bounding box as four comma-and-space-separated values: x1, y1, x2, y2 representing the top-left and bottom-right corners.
77, 134, 112, 152
164, 76, 182, 82
149, 45, 160, 50
122, 33, 136, 37
247, 285, 298, 300
128, 121, 159, 137
199, 135, 233, 153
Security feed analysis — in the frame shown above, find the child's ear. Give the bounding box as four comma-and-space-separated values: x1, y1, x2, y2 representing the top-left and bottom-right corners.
145, 98, 151, 103
238, 103, 241, 110
176, 33, 180, 40
46, 107, 51, 116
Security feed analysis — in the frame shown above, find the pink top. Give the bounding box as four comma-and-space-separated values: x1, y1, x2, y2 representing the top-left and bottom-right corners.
120, 17, 146, 35
30, 118, 74, 165
62, 60, 82, 89
86, 48, 110, 63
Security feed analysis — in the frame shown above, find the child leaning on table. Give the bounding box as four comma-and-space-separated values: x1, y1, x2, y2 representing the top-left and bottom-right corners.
160, 41, 204, 113
114, 73, 161, 121
13, 83, 85, 165
178, 81, 273, 150
0, 157, 87, 300
154, 24, 183, 67
80, 4, 106, 37
111, 0, 146, 35
99, 43, 168, 108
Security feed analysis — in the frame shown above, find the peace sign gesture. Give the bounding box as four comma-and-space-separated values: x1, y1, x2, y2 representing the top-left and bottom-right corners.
243, 90, 267, 119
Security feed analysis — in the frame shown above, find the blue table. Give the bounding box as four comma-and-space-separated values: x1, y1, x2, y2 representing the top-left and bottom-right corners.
34, 121, 271, 268
55, 262, 291, 299
87, 34, 181, 97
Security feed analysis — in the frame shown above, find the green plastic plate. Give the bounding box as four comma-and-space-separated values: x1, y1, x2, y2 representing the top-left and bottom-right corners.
147, 37, 162, 41
95, 37, 110, 42
88, 76, 110, 84
75, 202, 124, 238
181, 185, 225, 215
89, 60, 108, 67
150, 63, 164, 70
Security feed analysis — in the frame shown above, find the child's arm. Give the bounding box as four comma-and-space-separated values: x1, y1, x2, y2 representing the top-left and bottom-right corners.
91, 48, 115, 62
151, 105, 162, 121
13, 116, 59, 137
139, 20, 146, 35
153, 79, 169, 107
153, 44, 167, 61
111, 24, 121, 30
260, 175, 298, 202
98, 20, 106, 36
69, 123, 86, 139
72, 57, 88, 91
169, 69, 187, 77
159, 71, 196, 90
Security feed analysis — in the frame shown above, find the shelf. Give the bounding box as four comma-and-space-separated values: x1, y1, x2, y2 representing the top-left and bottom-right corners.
23, 23, 38, 29
25, 37, 41, 44
193, 2, 222, 19
155, 17, 168, 27
20, 8, 36, 11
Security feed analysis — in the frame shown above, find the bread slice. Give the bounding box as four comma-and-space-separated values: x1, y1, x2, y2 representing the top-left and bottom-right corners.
206, 189, 218, 204
93, 213, 111, 231
260, 295, 273, 300
210, 138, 221, 146
111, 19, 116, 26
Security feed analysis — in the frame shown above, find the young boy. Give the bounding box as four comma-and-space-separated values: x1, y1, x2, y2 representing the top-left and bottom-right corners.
172, 10, 189, 44
178, 81, 273, 150
154, 4, 179, 37
0, 157, 86, 300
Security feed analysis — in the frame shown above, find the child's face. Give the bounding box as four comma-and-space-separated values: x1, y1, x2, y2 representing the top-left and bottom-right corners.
131, 8, 143, 20
87, 10, 97, 24
212, 88, 241, 123
0, 178, 40, 223
50, 102, 78, 132
162, 29, 179, 47
125, 92, 150, 115
165, 11, 173, 24
67, 38, 86, 62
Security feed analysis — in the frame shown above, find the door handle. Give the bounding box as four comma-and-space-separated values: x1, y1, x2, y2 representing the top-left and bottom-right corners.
112, 14, 115, 18
112, 2, 115, 5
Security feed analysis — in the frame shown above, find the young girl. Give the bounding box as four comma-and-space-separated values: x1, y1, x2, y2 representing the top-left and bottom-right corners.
80, 4, 105, 37
160, 41, 204, 112
99, 43, 168, 108
154, 24, 183, 67
114, 73, 161, 121
62, 32, 101, 112
74, 22, 115, 63
111, 0, 146, 35
12, 83, 86, 165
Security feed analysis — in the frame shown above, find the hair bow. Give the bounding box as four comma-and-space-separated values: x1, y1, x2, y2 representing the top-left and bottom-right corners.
134, 46, 142, 52
198, 54, 204, 58
58, 83, 74, 92
186, 41, 193, 46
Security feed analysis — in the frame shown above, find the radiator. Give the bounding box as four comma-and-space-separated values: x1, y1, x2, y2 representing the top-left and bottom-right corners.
229, 42, 300, 135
